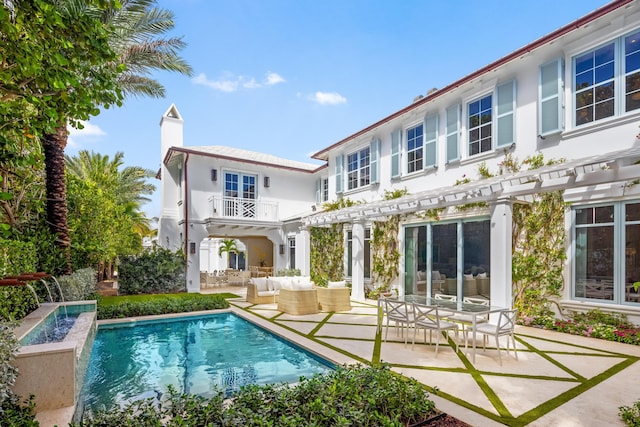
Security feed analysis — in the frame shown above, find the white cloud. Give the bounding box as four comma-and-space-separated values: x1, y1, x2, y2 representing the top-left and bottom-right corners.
193, 71, 285, 92
265, 72, 285, 86
192, 73, 238, 92
310, 91, 347, 105
67, 121, 106, 148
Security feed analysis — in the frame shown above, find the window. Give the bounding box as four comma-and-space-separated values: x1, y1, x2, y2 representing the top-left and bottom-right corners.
347, 147, 370, 190
288, 238, 296, 269
316, 177, 329, 204
407, 124, 423, 173
224, 172, 257, 217
573, 30, 640, 127
573, 201, 640, 304
322, 178, 329, 202
468, 94, 492, 155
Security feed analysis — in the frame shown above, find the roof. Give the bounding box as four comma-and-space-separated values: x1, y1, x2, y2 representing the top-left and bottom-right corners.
304, 140, 640, 226
310, 0, 635, 160
164, 145, 326, 173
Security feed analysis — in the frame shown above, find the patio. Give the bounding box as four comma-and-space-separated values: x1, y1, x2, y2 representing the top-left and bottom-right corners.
224, 288, 640, 427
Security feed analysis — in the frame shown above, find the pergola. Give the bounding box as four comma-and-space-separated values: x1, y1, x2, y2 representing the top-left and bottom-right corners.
303, 142, 640, 226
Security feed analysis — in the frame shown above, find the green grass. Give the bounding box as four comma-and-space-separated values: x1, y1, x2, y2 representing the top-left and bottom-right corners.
99, 292, 240, 306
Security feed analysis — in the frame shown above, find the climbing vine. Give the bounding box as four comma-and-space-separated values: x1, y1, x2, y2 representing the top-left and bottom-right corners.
309, 198, 356, 286
369, 189, 407, 297
452, 153, 567, 320
310, 224, 344, 287
509, 154, 566, 321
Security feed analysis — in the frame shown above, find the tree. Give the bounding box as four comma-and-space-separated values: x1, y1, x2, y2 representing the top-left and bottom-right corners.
66, 150, 156, 278
218, 239, 244, 269
1, 0, 121, 274
40, 0, 192, 273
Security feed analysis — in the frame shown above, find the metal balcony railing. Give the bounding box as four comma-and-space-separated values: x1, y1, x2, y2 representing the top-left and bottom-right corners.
208, 196, 279, 221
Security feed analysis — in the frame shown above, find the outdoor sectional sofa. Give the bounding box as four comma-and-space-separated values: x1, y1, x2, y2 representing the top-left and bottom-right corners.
246, 276, 351, 314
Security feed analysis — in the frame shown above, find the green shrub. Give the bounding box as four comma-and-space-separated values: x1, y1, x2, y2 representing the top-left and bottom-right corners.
57, 267, 98, 301
118, 246, 185, 295
57, 268, 98, 301
275, 268, 300, 277
73, 364, 436, 426
0, 322, 19, 407
0, 239, 38, 321
620, 400, 640, 426
0, 394, 38, 427
97, 294, 229, 319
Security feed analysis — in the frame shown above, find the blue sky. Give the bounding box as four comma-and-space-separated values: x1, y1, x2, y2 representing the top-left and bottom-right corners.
67, 0, 610, 219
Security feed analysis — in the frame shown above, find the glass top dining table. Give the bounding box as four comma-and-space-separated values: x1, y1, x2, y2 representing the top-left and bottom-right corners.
378, 295, 507, 363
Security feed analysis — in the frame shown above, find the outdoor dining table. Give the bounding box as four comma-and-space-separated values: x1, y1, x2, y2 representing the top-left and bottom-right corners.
379, 295, 508, 363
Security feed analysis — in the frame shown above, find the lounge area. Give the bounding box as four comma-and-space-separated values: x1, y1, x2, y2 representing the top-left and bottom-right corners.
245, 276, 351, 314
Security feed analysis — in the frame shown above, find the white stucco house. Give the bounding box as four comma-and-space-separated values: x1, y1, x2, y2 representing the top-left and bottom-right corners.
159, 0, 640, 322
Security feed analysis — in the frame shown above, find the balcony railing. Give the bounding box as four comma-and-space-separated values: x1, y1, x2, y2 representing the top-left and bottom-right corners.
208, 196, 279, 222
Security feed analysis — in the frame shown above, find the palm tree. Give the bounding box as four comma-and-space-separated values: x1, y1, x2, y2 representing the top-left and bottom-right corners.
66, 150, 157, 278
43, 0, 192, 273
219, 239, 245, 269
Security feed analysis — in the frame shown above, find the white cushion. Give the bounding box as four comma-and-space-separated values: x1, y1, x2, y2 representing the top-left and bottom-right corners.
477, 272, 487, 278
296, 281, 313, 290
327, 280, 346, 288
252, 277, 268, 292
257, 290, 276, 297
464, 274, 474, 280
417, 271, 426, 281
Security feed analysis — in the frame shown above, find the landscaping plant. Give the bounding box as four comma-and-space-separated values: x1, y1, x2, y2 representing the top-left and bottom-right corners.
72, 364, 436, 426
117, 246, 185, 295
97, 293, 229, 319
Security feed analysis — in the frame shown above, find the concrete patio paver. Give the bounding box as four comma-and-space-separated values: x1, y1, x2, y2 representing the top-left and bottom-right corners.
229, 292, 640, 426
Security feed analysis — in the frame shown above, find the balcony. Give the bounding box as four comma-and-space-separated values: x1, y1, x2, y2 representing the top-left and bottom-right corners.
208, 196, 279, 222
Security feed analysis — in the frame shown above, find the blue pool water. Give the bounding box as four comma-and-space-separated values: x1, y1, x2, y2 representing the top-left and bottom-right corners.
19, 304, 95, 345
79, 312, 333, 414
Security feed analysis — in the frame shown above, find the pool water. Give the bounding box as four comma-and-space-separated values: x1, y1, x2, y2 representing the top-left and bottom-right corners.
20, 311, 80, 346
79, 312, 333, 414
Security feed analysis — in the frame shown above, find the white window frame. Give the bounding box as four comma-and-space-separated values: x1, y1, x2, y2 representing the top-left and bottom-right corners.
572, 28, 640, 128
346, 146, 370, 191
467, 93, 493, 157
406, 122, 424, 174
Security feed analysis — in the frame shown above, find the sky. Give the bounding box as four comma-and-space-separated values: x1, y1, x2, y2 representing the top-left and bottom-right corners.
67, 0, 611, 220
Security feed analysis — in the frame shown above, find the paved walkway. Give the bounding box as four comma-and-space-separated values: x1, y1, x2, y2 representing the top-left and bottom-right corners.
219, 288, 640, 427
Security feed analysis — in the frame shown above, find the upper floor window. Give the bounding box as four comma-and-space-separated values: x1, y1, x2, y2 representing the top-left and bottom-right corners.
224, 172, 256, 199
468, 95, 492, 156
322, 178, 329, 202
347, 147, 370, 190
573, 29, 640, 127
407, 124, 423, 173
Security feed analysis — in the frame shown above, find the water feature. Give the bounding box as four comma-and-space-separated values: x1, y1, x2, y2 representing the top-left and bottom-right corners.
18, 303, 94, 345
78, 312, 333, 416
49, 276, 65, 302
25, 284, 40, 305
12, 301, 98, 414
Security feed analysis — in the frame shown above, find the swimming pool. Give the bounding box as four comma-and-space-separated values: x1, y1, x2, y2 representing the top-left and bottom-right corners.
78, 312, 333, 415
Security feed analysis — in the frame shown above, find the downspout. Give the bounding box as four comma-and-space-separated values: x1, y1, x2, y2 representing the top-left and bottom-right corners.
184, 153, 190, 277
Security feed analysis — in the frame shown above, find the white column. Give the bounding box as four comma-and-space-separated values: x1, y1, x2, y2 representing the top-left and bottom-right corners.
351, 221, 365, 300
297, 228, 311, 276
490, 198, 513, 310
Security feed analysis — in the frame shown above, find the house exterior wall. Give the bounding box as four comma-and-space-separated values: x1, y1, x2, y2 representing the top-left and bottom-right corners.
158, 2, 640, 321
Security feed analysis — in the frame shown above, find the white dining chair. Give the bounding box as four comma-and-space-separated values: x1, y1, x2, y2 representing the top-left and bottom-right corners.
473, 309, 518, 365
411, 303, 459, 356
382, 298, 413, 347
448, 296, 490, 346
